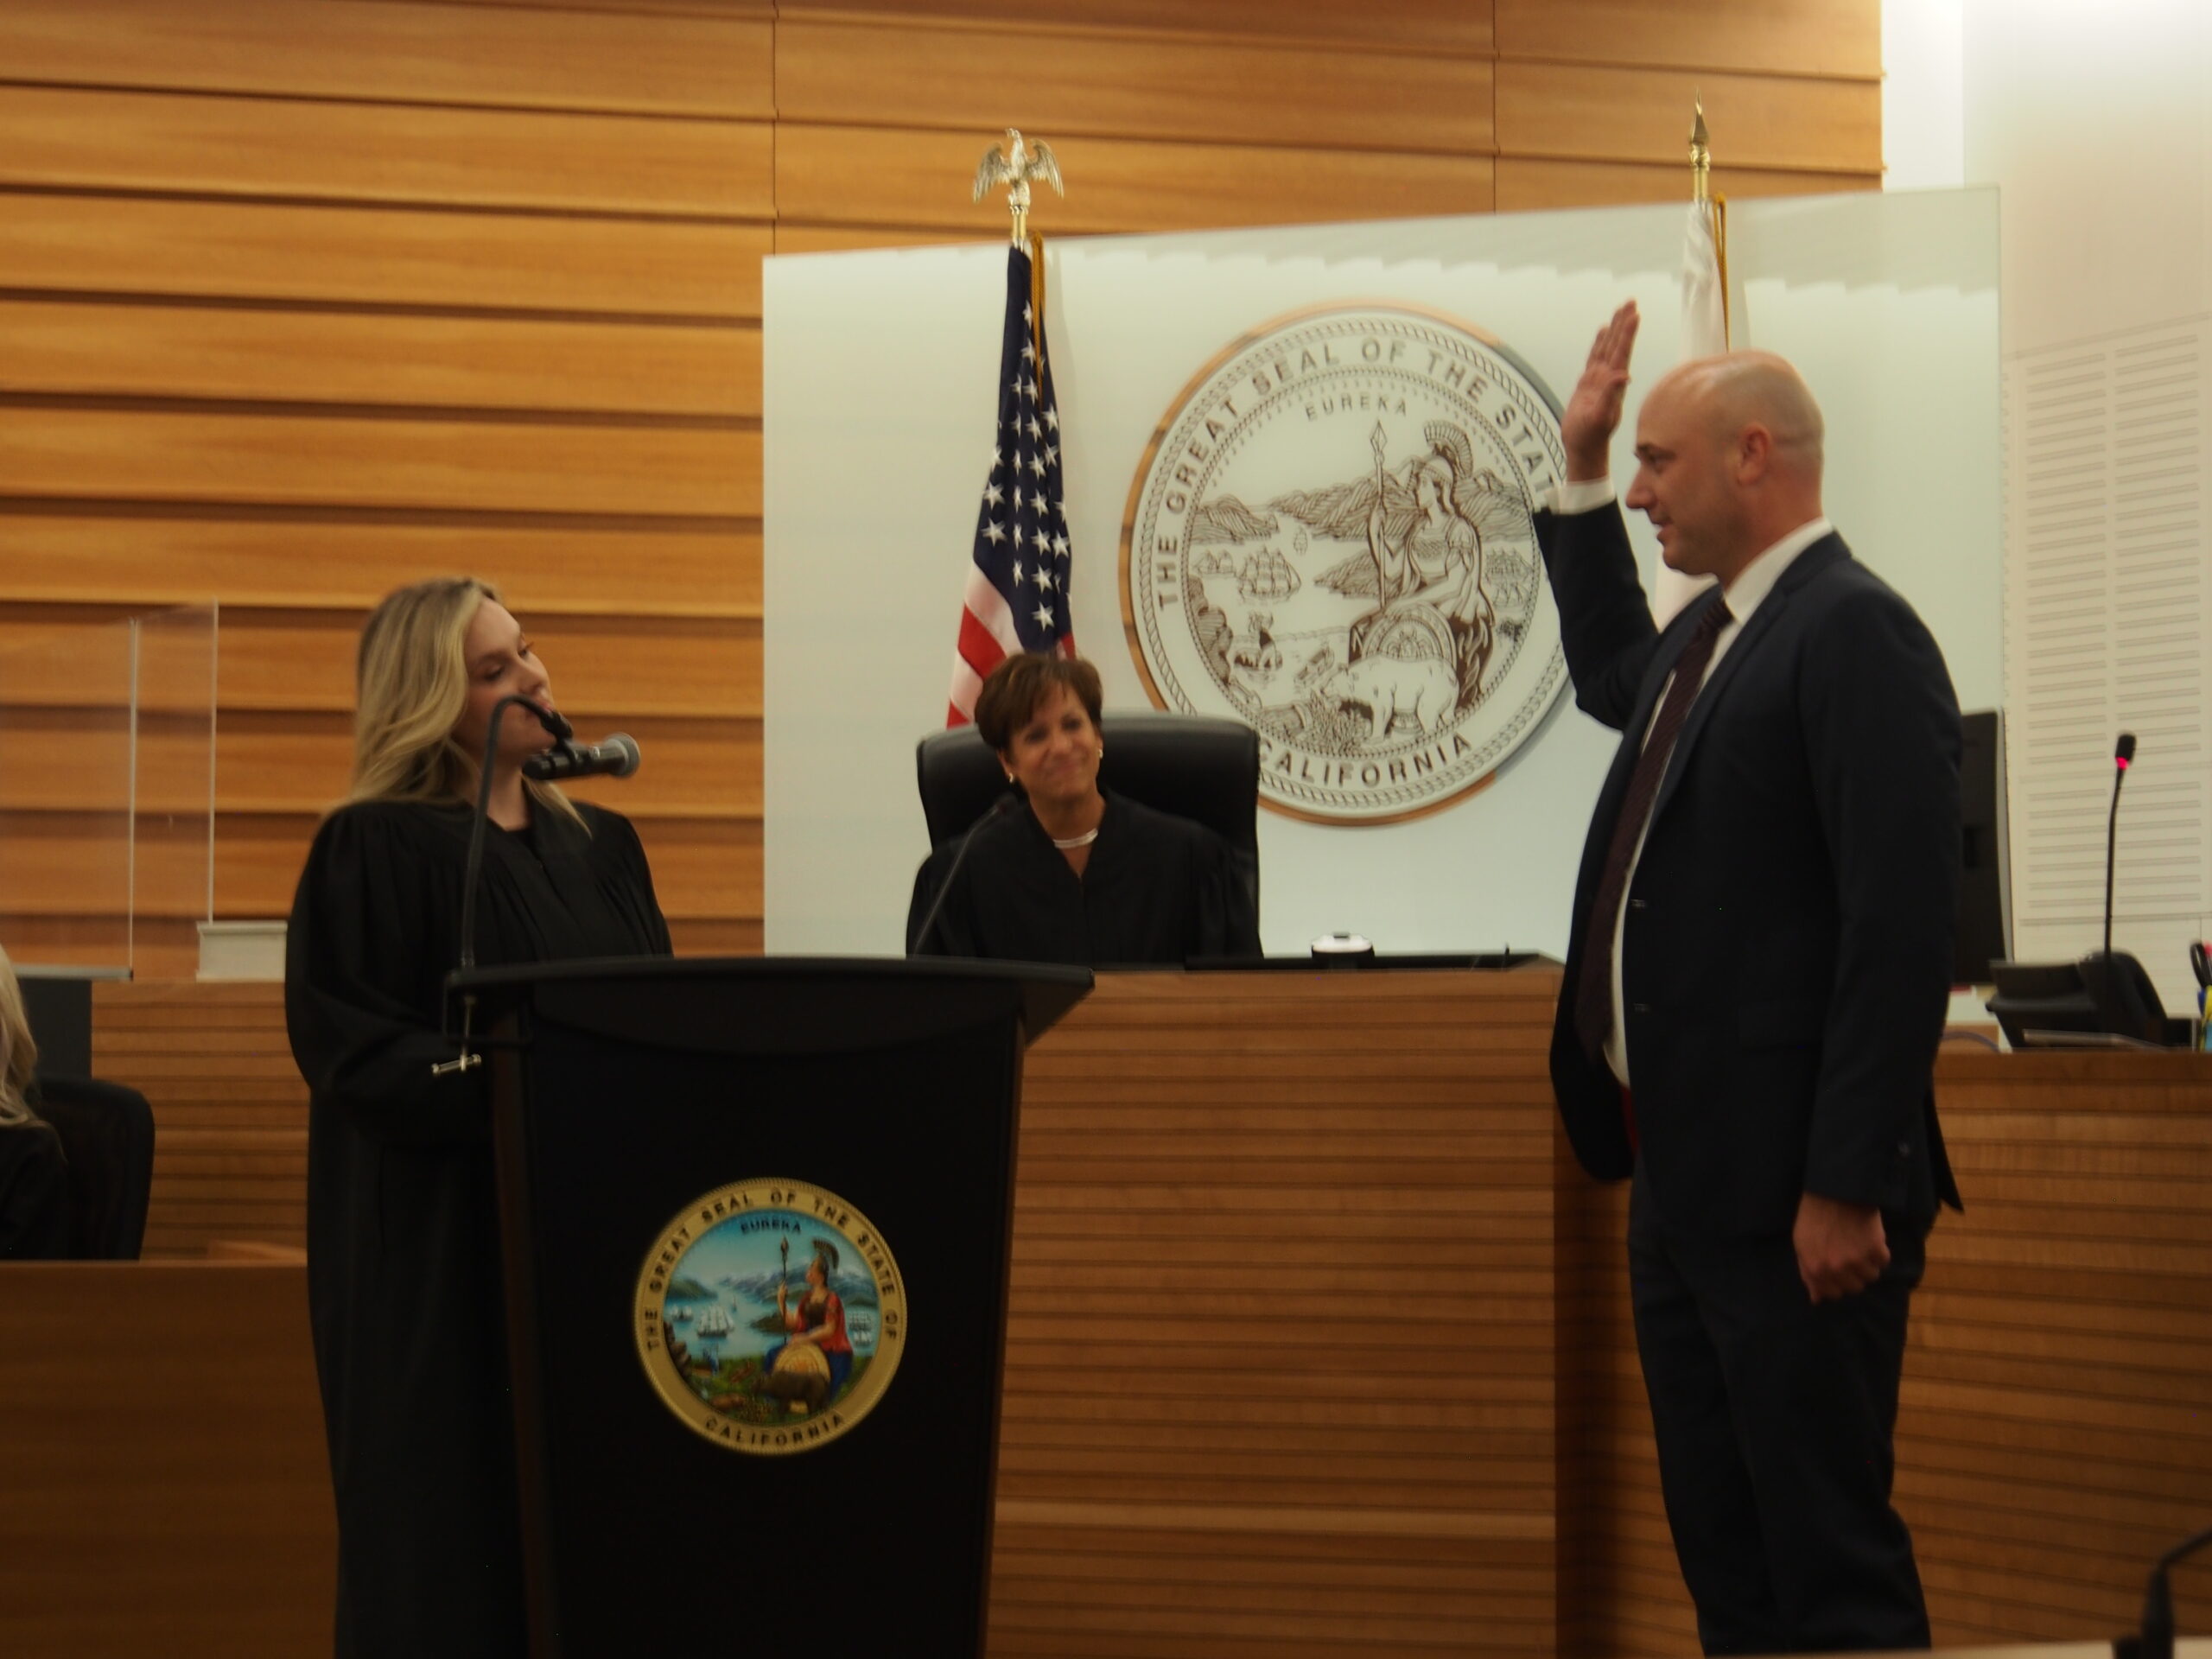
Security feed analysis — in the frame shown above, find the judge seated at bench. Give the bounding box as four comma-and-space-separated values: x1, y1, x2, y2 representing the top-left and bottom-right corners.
908, 653, 1261, 968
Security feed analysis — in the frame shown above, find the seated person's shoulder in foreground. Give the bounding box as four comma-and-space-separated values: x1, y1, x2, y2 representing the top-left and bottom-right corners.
0, 1116, 74, 1261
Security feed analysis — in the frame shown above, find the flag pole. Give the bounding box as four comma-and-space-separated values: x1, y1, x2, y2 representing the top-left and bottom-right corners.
1690, 103, 1730, 348
1653, 104, 1732, 624
946, 133, 1078, 725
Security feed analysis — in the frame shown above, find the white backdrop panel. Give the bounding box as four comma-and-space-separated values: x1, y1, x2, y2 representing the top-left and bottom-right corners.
763, 190, 2000, 957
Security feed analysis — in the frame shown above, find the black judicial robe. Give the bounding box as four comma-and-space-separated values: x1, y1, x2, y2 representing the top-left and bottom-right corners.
285, 798, 669, 1659
0, 1118, 73, 1260
908, 791, 1260, 967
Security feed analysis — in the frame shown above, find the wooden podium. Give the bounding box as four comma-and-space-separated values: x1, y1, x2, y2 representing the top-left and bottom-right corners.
456, 957, 1090, 1658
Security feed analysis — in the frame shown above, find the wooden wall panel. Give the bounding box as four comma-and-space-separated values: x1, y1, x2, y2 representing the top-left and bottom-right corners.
0, 0, 1876, 978
0, 610, 758, 716
0, 410, 759, 517
775, 0, 1496, 52
1, 0, 773, 117
446, 0, 772, 15
0, 86, 772, 218
668, 917, 763, 955
0, 1263, 334, 1658
1496, 159, 1878, 213
994, 971, 1559, 1656
92, 982, 308, 1255
202, 713, 764, 817
778, 124, 1495, 236
0, 194, 769, 316
1496, 63, 1881, 174
776, 18, 1493, 155
1495, 0, 1880, 79
207, 607, 762, 715
0, 515, 761, 615
0, 301, 760, 419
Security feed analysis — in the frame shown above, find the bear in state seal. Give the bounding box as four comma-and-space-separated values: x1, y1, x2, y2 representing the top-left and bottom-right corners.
1318, 654, 1457, 740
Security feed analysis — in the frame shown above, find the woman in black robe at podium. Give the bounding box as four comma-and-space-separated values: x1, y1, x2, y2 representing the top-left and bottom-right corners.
908, 652, 1260, 967
285, 578, 669, 1658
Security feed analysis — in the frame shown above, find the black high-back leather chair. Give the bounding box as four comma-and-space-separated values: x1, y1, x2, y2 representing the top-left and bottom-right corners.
915, 710, 1262, 929
30, 1075, 155, 1259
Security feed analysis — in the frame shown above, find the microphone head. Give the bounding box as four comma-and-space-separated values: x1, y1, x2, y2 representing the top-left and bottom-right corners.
604, 733, 641, 779
2116, 731, 2137, 768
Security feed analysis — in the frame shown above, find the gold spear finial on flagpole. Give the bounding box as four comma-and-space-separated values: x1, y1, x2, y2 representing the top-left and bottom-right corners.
973, 128, 1065, 247
1685, 102, 1730, 349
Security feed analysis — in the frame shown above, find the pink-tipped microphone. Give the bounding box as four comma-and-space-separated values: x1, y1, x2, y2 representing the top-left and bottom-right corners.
2115, 731, 2137, 771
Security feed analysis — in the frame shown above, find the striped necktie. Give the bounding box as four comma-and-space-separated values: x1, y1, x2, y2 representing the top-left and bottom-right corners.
1573, 596, 1732, 1063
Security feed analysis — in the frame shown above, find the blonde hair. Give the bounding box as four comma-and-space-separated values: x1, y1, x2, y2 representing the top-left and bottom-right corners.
0, 944, 38, 1128
347, 577, 580, 826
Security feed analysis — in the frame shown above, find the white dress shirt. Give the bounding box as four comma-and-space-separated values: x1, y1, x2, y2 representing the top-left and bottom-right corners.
1553, 477, 1834, 1085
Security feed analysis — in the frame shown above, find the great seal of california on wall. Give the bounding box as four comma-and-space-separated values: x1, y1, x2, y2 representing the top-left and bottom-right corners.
1122, 304, 1571, 823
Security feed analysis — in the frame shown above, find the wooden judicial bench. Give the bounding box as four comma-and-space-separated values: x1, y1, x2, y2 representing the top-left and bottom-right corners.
1, 972, 2206, 1658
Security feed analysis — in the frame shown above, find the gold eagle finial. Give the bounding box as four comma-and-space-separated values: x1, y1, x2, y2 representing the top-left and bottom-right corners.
973, 128, 1065, 246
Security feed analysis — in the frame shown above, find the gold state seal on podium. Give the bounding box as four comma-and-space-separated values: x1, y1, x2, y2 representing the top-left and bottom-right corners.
635, 1177, 906, 1457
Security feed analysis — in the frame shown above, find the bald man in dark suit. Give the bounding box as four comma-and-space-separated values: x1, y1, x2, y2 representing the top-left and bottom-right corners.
1535, 303, 1962, 1654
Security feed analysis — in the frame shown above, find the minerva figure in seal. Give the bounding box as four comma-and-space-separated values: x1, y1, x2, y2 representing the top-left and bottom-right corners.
1289, 421, 1536, 726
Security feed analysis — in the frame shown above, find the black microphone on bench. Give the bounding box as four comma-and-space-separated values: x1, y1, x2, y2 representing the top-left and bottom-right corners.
908, 791, 1020, 955
2114, 1521, 2212, 1659
2077, 731, 2168, 1044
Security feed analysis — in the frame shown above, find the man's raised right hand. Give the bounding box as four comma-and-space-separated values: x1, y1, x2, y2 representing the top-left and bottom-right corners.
1560, 301, 1640, 482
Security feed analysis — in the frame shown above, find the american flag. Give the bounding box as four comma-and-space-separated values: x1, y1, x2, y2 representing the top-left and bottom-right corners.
946, 243, 1073, 726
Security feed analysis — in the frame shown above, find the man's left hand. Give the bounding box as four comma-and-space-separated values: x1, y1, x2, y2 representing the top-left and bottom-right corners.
1792, 1192, 1888, 1303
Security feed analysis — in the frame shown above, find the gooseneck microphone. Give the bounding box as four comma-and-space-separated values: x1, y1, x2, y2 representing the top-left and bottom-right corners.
2074, 729, 2169, 1044
524, 733, 641, 781
433, 695, 569, 1077
908, 791, 1020, 955
2116, 1521, 2212, 1659
2105, 730, 2135, 965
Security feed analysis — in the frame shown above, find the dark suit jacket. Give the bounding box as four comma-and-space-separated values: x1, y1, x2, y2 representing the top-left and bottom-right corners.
1537, 504, 1964, 1237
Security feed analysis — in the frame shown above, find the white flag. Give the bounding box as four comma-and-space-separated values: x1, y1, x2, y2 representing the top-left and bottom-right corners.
1653, 196, 1730, 622
1681, 196, 1728, 359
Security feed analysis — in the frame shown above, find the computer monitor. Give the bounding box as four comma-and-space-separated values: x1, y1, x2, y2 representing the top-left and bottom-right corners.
1955, 709, 2011, 986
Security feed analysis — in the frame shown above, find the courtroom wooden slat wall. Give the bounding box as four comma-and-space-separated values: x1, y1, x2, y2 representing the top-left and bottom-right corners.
0, 0, 1879, 975
0, 0, 772, 974
994, 971, 1562, 1658
0, 1262, 335, 1659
